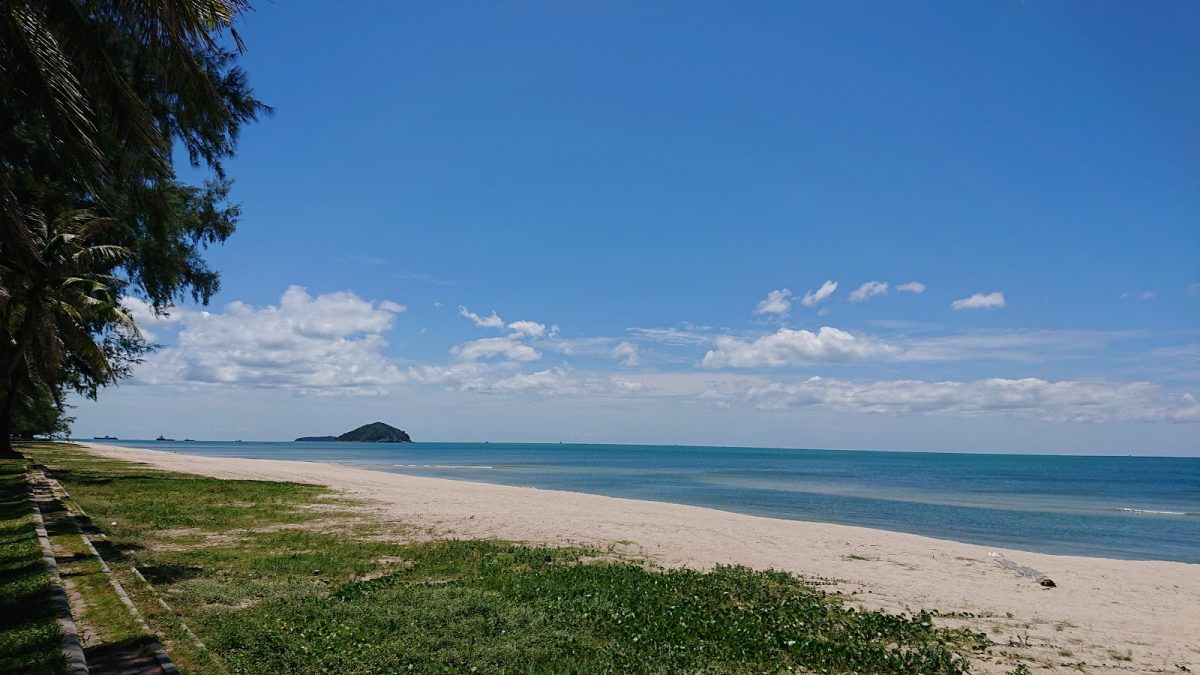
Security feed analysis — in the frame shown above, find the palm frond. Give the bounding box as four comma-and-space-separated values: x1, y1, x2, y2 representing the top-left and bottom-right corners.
6, 3, 104, 175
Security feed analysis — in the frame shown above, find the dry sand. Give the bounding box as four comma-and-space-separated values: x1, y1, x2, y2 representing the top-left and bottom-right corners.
84, 443, 1198, 673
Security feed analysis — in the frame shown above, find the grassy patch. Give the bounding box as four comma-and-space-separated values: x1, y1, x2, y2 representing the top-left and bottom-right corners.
36, 481, 159, 667
0, 457, 65, 675
20, 442, 990, 673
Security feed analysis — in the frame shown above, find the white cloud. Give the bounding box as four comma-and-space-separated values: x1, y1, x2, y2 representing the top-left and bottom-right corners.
507, 320, 546, 338
612, 341, 640, 367
404, 363, 645, 398
704, 376, 1200, 423
485, 368, 577, 394
951, 292, 1006, 311
1189, 283, 1199, 296
631, 323, 1142, 368
1139, 291, 1157, 301
800, 280, 838, 307
753, 289, 792, 315
896, 281, 926, 294
849, 281, 888, 303
702, 327, 902, 368
450, 337, 541, 362
458, 305, 505, 329
135, 286, 406, 394
121, 297, 185, 341
459, 305, 546, 338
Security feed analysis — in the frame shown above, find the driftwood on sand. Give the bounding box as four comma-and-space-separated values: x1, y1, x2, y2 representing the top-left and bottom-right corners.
989, 552, 1056, 587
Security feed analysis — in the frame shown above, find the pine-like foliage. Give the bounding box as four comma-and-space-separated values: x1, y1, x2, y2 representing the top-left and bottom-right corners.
0, 0, 267, 451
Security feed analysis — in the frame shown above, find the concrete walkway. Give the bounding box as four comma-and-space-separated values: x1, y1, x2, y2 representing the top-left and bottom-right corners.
27, 466, 177, 675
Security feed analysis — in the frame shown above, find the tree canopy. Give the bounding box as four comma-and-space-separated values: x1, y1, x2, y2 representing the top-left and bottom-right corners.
0, 0, 267, 452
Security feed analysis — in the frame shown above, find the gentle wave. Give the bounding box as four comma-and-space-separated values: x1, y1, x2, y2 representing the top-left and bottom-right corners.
1114, 508, 1197, 516
395, 464, 494, 469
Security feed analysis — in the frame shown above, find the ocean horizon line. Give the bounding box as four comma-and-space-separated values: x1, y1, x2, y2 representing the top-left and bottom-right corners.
75, 437, 1200, 459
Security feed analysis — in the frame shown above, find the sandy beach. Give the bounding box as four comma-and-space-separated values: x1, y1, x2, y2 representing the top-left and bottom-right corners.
83, 443, 1198, 674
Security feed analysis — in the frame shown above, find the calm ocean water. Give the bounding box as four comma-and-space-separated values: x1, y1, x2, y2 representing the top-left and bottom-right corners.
91, 440, 1200, 563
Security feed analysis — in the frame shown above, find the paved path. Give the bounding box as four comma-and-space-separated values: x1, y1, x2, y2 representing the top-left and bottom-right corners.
27, 465, 176, 675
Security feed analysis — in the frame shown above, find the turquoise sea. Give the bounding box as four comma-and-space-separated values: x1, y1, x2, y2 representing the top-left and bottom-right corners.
92, 440, 1200, 563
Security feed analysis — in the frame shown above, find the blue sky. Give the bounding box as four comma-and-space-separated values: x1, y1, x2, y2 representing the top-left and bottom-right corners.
74, 2, 1199, 454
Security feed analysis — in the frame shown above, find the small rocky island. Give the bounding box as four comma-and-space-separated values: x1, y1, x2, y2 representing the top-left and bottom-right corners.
295, 422, 412, 443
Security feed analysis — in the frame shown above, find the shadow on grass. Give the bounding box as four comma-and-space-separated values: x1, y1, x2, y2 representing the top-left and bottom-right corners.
34, 466, 125, 487
0, 460, 66, 674
0, 566, 54, 612
74, 513, 103, 535
84, 635, 167, 673
90, 537, 143, 566
137, 562, 205, 585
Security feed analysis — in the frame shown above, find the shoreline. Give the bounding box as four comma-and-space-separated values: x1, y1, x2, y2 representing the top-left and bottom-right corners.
80, 440, 1200, 565
284, 461, 1194, 564
80, 442, 1199, 673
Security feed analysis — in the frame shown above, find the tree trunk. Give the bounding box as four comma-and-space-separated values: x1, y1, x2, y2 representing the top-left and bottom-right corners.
0, 385, 18, 457
0, 298, 37, 458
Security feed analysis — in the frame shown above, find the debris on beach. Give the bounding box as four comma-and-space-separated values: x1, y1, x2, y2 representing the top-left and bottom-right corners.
989, 552, 1056, 587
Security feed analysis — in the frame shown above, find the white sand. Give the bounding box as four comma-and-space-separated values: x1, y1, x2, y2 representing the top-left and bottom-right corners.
83, 443, 1198, 673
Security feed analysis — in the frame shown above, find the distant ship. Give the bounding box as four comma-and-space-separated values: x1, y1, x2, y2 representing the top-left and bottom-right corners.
93, 435, 118, 440
155, 435, 176, 442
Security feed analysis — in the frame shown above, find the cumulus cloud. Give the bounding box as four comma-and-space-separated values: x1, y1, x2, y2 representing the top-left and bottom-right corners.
702, 327, 902, 368
754, 289, 793, 315
896, 281, 926, 294
135, 286, 406, 394
457, 305, 505, 328
704, 376, 1200, 423
800, 280, 838, 307
450, 337, 541, 362
849, 281, 888, 303
459, 305, 548, 338
612, 341, 640, 367
507, 320, 546, 338
951, 292, 1006, 311
121, 296, 185, 341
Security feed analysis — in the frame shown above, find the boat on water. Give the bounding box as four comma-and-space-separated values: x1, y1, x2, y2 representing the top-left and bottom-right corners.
93, 435, 118, 440
155, 435, 176, 442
